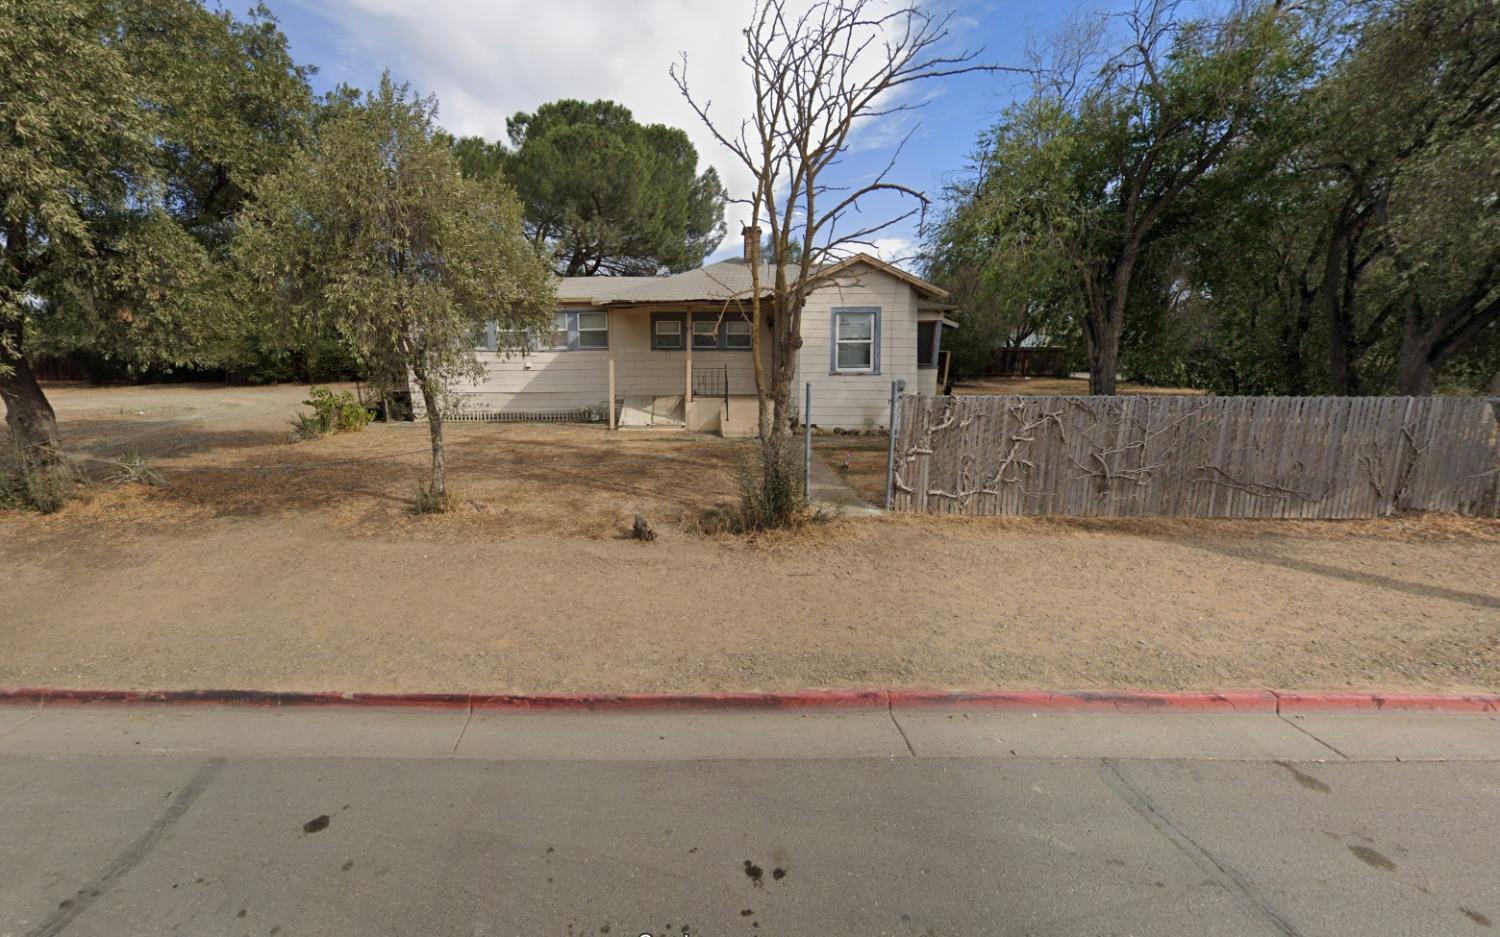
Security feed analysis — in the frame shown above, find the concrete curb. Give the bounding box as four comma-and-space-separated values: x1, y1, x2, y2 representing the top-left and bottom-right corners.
1, 687, 1496, 713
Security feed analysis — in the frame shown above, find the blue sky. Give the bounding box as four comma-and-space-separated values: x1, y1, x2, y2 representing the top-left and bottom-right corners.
265, 0, 1105, 266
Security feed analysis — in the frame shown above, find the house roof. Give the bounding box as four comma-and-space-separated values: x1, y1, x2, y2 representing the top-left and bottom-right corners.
554, 254, 948, 306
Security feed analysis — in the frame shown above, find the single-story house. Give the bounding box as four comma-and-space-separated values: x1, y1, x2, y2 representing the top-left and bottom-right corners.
429, 229, 957, 435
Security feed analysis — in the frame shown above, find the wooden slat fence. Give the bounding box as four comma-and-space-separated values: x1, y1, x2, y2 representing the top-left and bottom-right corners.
890, 395, 1500, 518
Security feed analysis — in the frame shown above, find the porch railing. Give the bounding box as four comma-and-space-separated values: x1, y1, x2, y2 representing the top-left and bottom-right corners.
692, 365, 730, 417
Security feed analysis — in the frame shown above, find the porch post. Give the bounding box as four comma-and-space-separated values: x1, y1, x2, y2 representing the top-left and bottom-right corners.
684, 322, 693, 403
607, 335, 617, 430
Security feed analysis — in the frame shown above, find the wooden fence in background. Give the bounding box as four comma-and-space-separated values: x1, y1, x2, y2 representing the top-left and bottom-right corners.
890, 394, 1500, 518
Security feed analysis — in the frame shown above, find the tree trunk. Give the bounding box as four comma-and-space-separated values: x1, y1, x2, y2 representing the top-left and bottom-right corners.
767, 374, 793, 449
1, 323, 63, 464
1087, 341, 1118, 395
1396, 341, 1436, 396
1322, 221, 1363, 396
414, 372, 446, 499
1083, 297, 1123, 396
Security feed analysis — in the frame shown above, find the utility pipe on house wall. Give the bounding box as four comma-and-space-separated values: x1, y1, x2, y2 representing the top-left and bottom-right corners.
885, 380, 902, 510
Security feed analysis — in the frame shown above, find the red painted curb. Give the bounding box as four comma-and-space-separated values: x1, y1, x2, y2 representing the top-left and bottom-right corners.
1273, 692, 1500, 713
1, 687, 1495, 713
884, 690, 1279, 711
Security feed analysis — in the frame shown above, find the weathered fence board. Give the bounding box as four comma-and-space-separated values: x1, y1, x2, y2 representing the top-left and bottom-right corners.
891, 395, 1500, 518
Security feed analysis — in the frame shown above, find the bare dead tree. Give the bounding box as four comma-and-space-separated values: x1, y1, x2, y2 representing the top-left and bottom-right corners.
671, 0, 1006, 446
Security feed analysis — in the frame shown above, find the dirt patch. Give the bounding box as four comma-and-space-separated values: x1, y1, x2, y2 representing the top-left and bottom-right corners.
1, 383, 1497, 696
18, 383, 748, 541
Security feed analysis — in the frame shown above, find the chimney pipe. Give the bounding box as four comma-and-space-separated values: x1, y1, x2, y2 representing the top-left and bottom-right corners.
742, 225, 761, 263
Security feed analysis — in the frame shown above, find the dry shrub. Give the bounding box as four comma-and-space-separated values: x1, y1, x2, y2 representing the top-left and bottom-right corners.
0, 435, 71, 513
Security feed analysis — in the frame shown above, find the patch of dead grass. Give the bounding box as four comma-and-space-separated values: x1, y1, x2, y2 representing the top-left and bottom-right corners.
876, 510, 1500, 543
953, 376, 1202, 396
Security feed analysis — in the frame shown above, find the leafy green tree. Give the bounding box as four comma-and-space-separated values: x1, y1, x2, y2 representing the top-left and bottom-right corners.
926, 109, 1086, 379
930, 0, 1313, 394
1308, 0, 1499, 395
237, 77, 555, 503
449, 100, 727, 276
1166, 0, 1498, 397
1, 0, 312, 472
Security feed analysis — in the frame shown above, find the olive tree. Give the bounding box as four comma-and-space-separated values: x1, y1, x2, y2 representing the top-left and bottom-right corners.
237, 77, 555, 504
2, 0, 312, 475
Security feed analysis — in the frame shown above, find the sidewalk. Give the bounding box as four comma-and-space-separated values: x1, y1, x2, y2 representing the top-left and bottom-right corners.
808, 449, 883, 515
6, 705, 1498, 936
3, 704, 1497, 762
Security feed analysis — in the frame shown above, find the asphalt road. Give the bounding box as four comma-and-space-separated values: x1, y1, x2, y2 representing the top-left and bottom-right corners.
1, 706, 1498, 937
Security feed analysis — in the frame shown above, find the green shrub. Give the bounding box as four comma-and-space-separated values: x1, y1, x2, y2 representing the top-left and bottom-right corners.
0, 435, 69, 513
290, 386, 373, 441
411, 484, 452, 515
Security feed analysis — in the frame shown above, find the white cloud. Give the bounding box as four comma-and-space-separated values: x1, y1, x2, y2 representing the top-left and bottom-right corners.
869, 237, 918, 270
292, 0, 951, 258
298, 0, 775, 253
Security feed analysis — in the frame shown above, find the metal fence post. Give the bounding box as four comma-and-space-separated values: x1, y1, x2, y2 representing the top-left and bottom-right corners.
885, 380, 901, 510
803, 382, 813, 497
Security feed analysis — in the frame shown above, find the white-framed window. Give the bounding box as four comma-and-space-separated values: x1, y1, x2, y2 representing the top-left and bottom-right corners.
654, 317, 683, 350
833, 308, 878, 373
724, 317, 752, 350
576, 311, 608, 349
692, 317, 719, 349
547, 312, 569, 350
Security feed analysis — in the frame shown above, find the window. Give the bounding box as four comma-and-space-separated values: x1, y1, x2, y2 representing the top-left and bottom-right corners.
534, 310, 610, 351
547, 312, 569, 350
692, 317, 719, 349
474, 322, 497, 352
576, 311, 608, 349
832, 308, 879, 374
690, 312, 752, 350
917, 321, 938, 368
653, 317, 683, 350
724, 317, 752, 350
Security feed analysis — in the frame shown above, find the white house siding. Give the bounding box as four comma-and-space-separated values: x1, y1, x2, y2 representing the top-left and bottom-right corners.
794, 267, 919, 429
420, 263, 928, 429
437, 309, 768, 416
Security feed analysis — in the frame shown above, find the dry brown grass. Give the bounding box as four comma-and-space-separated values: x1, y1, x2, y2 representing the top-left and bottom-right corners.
3, 383, 1496, 696
877, 510, 1500, 543
32, 421, 750, 542
953, 376, 1203, 396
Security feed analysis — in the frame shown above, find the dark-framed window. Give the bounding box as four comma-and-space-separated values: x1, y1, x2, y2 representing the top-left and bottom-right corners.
831, 307, 880, 374
689, 312, 753, 351
651, 313, 686, 350
724, 315, 752, 350
691, 315, 719, 349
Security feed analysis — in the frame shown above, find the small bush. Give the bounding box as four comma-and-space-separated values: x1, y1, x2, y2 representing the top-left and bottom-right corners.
411, 485, 452, 515
0, 436, 69, 513
732, 436, 810, 532
101, 451, 163, 487
290, 386, 373, 441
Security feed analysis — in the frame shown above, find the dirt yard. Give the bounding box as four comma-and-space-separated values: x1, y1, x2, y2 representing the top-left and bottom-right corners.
2, 383, 1497, 695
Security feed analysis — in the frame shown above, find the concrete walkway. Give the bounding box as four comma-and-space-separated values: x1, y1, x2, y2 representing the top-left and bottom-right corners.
3, 707, 1498, 936
808, 450, 883, 515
